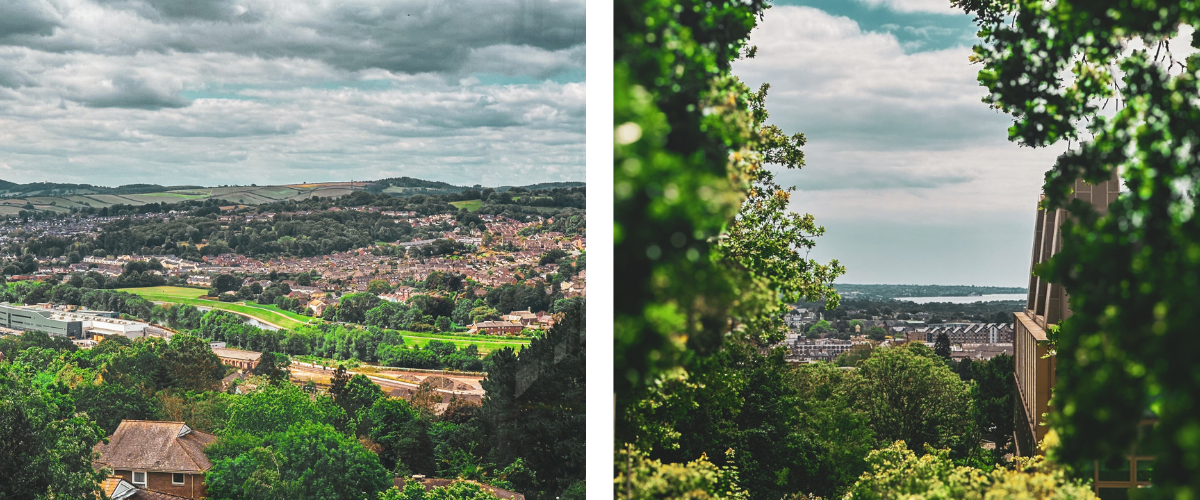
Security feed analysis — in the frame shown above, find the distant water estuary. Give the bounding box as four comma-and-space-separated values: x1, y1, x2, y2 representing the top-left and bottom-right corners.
898, 294, 1027, 304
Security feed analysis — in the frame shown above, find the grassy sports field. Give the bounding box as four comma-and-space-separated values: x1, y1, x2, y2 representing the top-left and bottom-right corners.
118, 286, 314, 329
118, 286, 531, 352
449, 199, 483, 211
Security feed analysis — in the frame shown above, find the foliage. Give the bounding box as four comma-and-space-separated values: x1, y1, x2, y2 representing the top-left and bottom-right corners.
852, 344, 977, 458
163, 333, 227, 391
72, 381, 159, 434
970, 354, 1014, 452
336, 374, 385, 435
845, 441, 1097, 499
955, 0, 1200, 491
0, 362, 108, 499
369, 396, 436, 475
933, 333, 951, 359
614, 0, 841, 401
806, 319, 835, 337
379, 480, 503, 500
835, 344, 874, 368
613, 447, 749, 500
478, 300, 585, 499
225, 383, 345, 436
205, 421, 392, 500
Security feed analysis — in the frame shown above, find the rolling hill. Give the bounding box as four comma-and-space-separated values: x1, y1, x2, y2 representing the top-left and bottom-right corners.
0, 178, 584, 216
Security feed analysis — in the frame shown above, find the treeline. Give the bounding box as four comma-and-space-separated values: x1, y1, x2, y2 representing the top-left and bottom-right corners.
0, 299, 587, 499
11, 189, 583, 260
173, 308, 486, 371
833, 284, 1026, 299
803, 297, 1024, 325
1, 281, 156, 318
0, 279, 577, 371
625, 340, 1017, 499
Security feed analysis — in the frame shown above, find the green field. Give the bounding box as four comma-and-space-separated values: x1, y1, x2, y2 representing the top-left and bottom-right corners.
395, 331, 528, 353
450, 199, 483, 211
119, 286, 531, 352
119, 286, 314, 329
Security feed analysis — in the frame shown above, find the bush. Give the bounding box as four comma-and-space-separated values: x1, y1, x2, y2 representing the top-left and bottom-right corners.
845, 441, 1097, 499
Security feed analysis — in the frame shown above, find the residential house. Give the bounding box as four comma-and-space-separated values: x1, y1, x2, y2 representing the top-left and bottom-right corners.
467, 320, 524, 335
93, 420, 216, 499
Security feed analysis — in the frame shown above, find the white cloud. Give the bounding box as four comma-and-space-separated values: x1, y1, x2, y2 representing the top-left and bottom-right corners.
0, 0, 585, 185
734, 6, 1063, 284
855, 0, 959, 14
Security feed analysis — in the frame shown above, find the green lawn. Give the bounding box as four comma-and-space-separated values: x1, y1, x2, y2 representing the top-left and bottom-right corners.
450, 199, 483, 211
118, 286, 531, 352
118, 286, 314, 330
395, 331, 528, 353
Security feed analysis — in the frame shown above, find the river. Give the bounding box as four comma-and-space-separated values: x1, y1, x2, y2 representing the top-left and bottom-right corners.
895, 293, 1026, 304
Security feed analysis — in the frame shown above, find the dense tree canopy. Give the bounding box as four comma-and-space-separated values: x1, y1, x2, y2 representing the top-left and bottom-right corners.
0, 362, 108, 499
614, 0, 841, 427
956, 0, 1200, 492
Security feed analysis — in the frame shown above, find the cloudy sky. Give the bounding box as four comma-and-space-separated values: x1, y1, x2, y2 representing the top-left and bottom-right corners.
0, 0, 585, 187
733, 0, 1066, 287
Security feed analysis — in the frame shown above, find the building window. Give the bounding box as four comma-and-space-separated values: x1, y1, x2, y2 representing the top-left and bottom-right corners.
132, 471, 146, 485
172, 473, 185, 485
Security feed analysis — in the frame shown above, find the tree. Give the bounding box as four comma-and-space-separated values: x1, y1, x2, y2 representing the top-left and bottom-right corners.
845, 441, 1096, 499
225, 383, 344, 436
369, 397, 436, 475
0, 363, 108, 499
480, 300, 585, 499
614, 0, 841, 401
933, 333, 951, 360
329, 365, 350, 400
367, 279, 392, 295
252, 351, 291, 384
955, 0, 1200, 489
206, 421, 391, 500
865, 326, 887, 342
72, 382, 159, 434
834, 344, 873, 368
336, 374, 385, 435
852, 344, 976, 458
806, 319, 835, 337
380, 481, 503, 500
163, 333, 226, 391
614, 447, 748, 500
213, 274, 240, 293
336, 293, 381, 324
970, 354, 1014, 452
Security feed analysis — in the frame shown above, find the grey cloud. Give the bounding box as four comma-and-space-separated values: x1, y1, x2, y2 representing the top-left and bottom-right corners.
0, 0, 585, 186
92, 0, 254, 22
0, 65, 35, 88
785, 167, 972, 191
0, 0, 61, 39
10, 0, 585, 77
73, 74, 188, 109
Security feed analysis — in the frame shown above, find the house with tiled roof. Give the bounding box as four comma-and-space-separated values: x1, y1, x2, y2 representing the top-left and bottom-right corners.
93, 420, 216, 499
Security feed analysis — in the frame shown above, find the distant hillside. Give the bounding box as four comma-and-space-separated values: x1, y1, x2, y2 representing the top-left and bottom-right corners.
834, 284, 1026, 299
0, 177, 584, 217
365, 177, 466, 195
498, 181, 586, 192
0, 182, 206, 199
366, 177, 585, 196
